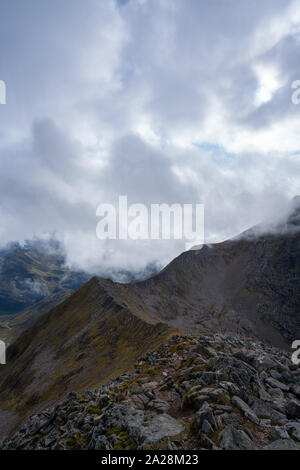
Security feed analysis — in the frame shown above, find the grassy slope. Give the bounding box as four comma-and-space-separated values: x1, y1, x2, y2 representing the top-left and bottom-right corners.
0, 277, 177, 429
0, 290, 73, 344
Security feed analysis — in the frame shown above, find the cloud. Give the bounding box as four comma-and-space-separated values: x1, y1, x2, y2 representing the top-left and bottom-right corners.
0, 0, 299, 277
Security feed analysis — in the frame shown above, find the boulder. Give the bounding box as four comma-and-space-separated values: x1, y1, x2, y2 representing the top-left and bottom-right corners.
140, 414, 184, 446
219, 425, 257, 450
286, 399, 300, 419
232, 396, 260, 425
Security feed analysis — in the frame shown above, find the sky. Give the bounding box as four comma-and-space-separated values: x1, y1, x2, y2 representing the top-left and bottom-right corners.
0, 0, 300, 276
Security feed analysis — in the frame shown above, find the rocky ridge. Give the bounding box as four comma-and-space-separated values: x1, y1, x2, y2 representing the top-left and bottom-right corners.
2, 333, 300, 450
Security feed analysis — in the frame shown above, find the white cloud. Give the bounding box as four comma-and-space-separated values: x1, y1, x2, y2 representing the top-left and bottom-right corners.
0, 0, 299, 276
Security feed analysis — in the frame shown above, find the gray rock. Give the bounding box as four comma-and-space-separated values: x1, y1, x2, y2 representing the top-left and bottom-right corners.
267, 387, 284, 398
149, 399, 169, 413
201, 419, 214, 435
271, 398, 286, 414
198, 387, 229, 403
286, 399, 300, 419
93, 435, 113, 450
199, 434, 218, 449
264, 439, 300, 450
232, 396, 260, 425
184, 393, 209, 409
249, 397, 272, 418
99, 394, 110, 408
270, 409, 288, 426
219, 425, 257, 450
195, 402, 217, 432
253, 355, 277, 371
140, 414, 184, 446
270, 426, 289, 440
291, 385, 300, 399
265, 377, 289, 392
285, 422, 300, 441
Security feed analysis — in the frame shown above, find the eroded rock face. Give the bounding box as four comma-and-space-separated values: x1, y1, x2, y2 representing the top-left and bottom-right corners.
1, 333, 300, 450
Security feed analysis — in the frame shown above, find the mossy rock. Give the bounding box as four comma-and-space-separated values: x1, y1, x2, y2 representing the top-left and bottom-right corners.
87, 404, 101, 414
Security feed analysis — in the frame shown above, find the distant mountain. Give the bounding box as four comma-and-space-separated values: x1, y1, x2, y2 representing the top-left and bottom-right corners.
0, 238, 162, 343
0, 239, 90, 317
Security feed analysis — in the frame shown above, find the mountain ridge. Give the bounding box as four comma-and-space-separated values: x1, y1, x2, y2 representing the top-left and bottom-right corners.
0, 203, 299, 439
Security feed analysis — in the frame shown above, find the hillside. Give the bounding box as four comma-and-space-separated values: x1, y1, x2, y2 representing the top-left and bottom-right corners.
2, 333, 300, 450
0, 278, 176, 435
0, 290, 73, 344
103, 228, 300, 350
0, 204, 299, 441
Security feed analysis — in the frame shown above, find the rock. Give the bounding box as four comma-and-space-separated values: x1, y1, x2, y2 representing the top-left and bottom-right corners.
99, 394, 110, 408
132, 393, 150, 408
265, 377, 289, 392
215, 405, 233, 413
201, 419, 214, 435
267, 387, 284, 398
254, 355, 277, 370
270, 409, 287, 426
219, 381, 240, 395
195, 344, 217, 357
142, 381, 158, 389
93, 435, 112, 450
291, 385, 300, 399
271, 398, 286, 414
232, 396, 260, 425
285, 422, 300, 441
199, 434, 218, 450
286, 399, 300, 419
140, 414, 184, 446
44, 432, 57, 447
149, 399, 169, 413
2, 332, 300, 451
198, 387, 229, 403
264, 439, 300, 450
269, 426, 289, 440
249, 397, 272, 418
219, 425, 257, 450
183, 393, 209, 409
194, 403, 217, 432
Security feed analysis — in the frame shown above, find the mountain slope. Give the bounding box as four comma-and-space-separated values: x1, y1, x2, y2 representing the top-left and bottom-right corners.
101, 228, 300, 350
0, 203, 299, 437
0, 289, 73, 344
0, 278, 176, 433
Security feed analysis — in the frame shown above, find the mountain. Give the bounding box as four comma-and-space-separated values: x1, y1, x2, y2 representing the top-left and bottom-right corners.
101, 199, 300, 349
0, 200, 299, 439
0, 239, 89, 317
95, 237, 299, 350
0, 278, 176, 435
0, 238, 160, 342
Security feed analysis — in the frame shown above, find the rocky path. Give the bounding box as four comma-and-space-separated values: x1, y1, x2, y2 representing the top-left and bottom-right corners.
2, 333, 300, 450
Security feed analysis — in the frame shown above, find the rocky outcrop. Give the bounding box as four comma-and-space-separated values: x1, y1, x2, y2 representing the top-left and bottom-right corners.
2, 333, 300, 450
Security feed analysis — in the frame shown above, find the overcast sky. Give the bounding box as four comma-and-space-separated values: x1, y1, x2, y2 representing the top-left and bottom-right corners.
0, 0, 300, 275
